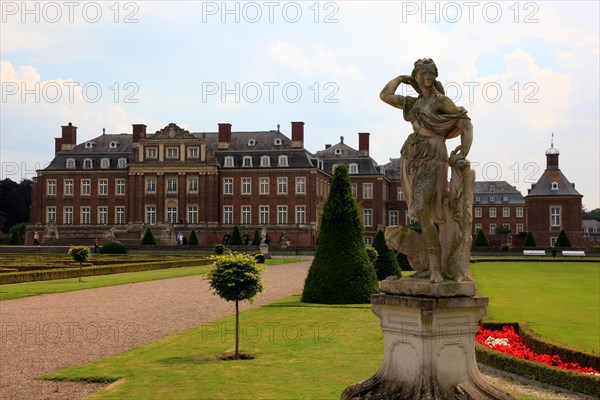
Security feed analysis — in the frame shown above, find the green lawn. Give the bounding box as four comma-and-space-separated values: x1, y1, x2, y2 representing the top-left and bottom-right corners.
471, 261, 600, 353
0, 258, 300, 301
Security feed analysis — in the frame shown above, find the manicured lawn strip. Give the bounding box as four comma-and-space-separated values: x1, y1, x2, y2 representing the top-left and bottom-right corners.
0, 258, 300, 301
43, 296, 538, 400
471, 262, 600, 353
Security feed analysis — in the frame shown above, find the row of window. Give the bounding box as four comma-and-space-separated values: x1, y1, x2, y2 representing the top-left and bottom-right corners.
223, 155, 289, 168
475, 223, 525, 235
47, 206, 125, 225
474, 195, 513, 203
474, 207, 524, 218
47, 179, 126, 196
218, 205, 307, 226
66, 158, 127, 169
145, 146, 199, 160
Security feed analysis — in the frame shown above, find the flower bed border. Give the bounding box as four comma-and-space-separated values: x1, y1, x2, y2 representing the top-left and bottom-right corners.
476, 322, 600, 397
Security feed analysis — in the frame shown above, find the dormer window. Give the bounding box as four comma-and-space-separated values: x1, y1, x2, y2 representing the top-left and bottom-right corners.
66, 158, 76, 169
349, 163, 359, 174
224, 156, 234, 168
551, 182, 559, 190
260, 156, 270, 167
100, 158, 110, 169
83, 159, 93, 169
474, 196, 480, 203
489, 185, 495, 191
274, 138, 282, 146
248, 139, 256, 147
502, 196, 509, 202
117, 158, 127, 168
243, 156, 253, 167
335, 148, 342, 155
278, 155, 288, 167
109, 141, 118, 149
85, 142, 94, 149
489, 196, 496, 202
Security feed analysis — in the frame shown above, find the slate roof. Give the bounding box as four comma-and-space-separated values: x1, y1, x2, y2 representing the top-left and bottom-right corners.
313, 141, 381, 175
45, 134, 133, 170
582, 219, 600, 232
526, 169, 582, 197
472, 181, 525, 205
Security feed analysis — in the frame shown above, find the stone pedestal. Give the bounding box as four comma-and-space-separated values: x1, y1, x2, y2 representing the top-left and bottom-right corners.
341, 293, 514, 400
259, 243, 271, 259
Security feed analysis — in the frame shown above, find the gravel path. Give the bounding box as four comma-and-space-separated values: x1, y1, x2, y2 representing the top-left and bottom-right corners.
0, 260, 592, 400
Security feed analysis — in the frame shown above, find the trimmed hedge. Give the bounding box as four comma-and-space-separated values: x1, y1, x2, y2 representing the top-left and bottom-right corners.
0, 259, 212, 285
99, 242, 127, 254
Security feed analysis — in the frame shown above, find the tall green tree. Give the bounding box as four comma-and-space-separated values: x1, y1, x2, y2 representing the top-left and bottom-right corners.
251, 229, 261, 245
0, 179, 32, 232
554, 229, 572, 247
188, 230, 199, 245
208, 253, 264, 360
523, 231, 537, 247
473, 229, 490, 246
141, 227, 157, 245
372, 230, 401, 280
301, 164, 378, 304
227, 226, 244, 246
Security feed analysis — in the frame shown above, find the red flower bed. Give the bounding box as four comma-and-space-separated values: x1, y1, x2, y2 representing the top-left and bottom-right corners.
476, 325, 600, 376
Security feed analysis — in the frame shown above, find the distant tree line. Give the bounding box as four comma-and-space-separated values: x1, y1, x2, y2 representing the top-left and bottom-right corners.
582, 207, 600, 222
0, 178, 32, 233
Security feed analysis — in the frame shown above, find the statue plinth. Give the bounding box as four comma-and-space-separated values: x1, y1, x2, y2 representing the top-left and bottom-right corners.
259, 243, 271, 259
341, 294, 514, 400
380, 277, 477, 297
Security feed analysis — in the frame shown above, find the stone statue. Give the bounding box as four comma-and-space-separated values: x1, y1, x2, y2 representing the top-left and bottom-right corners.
380, 58, 474, 284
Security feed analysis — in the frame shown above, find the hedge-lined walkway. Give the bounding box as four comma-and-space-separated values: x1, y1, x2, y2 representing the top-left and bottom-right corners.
0, 260, 311, 400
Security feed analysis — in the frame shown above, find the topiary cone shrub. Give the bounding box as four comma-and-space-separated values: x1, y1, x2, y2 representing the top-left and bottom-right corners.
372, 230, 401, 280
227, 226, 244, 246
188, 230, 199, 246
554, 229, 572, 247
8, 231, 21, 245
141, 227, 157, 245
523, 231, 537, 247
301, 164, 379, 304
473, 229, 490, 247
251, 230, 261, 246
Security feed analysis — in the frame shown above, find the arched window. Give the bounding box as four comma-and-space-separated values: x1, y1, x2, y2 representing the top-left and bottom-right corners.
65, 158, 76, 169
349, 163, 359, 174
551, 182, 559, 190
224, 156, 234, 168
278, 155, 288, 167
117, 158, 127, 168
260, 156, 270, 167
83, 158, 93, 169
243, 156, 253, 167
100, 158, 110, 169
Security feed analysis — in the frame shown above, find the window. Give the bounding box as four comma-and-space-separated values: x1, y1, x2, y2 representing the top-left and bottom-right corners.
502, 207, 510, 218
474, 208, 482, 218
349, 163, 358, 174
81, 179, 91, 195
64, 207, 73, 224
405, 211, 415, 226
277, 206, 287, 225
188, 206, 198, 224
474, 196, 481, 203
115, 207, 125, 225
117, 158, 127, 168
47, 179, 56, 196
109, 141, 118, 149
296, 177, 306, 194
352, 184, 357, 198
364, 236, 373, 246
259, 178, 269, 195
166, 147, 178, 159
100, 158, 110, 169
278, 155, 288, 167
64, 179, 74, 196
167, 178, 177, 194
489, 196, 496, 202
551, 237, 558, 247
474, 223, 482, 233
241, 206, 251, 225
98, 207, 108, 225
398, 188, 404, 201
146, 148, 157, 159
85, 142, 94, 149
116, 179, 125, 195
83, 159, 93, 169
223, 206, 233, 225
489, 208, 497, 218
260, 156, 270, 167
46, 206, 56, 223
146, 206, 156, 225
334, 148, 342, 155
166, 207, 177, 224
274, 138, 282, 146
248, 139, 256, 147
224, 156, 234, 167
363, 209, 373, 227
363, 183, 373, 199
188, 178, 198, 193
515, 222, 524, 233
277, 177, 288, 194
241, 178, 251, 195
99, 179, 108, 195
516, 207, 524, 218
389, 210, 399, 226
188, 147, 199, 159
551, 182, 559, 190
66, 158, 76, 169
551, 207, 561, 227
146, 178, 156, 194
489, 224, 497, 235
502, 223, 510, 232
259, 206, 269, 225
503, 196, 509, 202
242, 156, 253, 167
223, 178, 233, 195
296, 205, 306, 224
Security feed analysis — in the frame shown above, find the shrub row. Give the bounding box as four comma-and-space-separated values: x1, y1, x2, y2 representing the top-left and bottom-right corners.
0, 259, 212, 284
475, 344, 600, 397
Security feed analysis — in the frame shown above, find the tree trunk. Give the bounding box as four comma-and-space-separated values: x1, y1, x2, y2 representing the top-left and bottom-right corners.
79, 263, 82, 282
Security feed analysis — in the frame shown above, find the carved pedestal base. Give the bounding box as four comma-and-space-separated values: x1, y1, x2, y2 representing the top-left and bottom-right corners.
259, 243, 272, 259
341, 294, 514, 400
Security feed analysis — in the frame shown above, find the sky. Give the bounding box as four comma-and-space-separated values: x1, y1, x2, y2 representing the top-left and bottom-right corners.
1, 1, 599, 209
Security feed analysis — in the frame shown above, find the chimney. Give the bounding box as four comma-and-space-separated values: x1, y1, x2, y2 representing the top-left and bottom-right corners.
59, 122, 77, 151
132, 124, 147, 143
54, 138, 63, 154
218, 123, 232, 149
545, 135, 559, 170
291, 121, 304, 148
358, 132, 370, 157
325, 144, 331, 149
